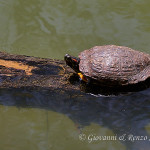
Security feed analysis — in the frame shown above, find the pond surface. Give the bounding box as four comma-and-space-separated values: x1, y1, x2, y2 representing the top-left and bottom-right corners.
0, 0, 150, 150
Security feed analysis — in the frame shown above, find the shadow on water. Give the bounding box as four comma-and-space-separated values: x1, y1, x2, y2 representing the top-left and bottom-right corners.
0, 86, 150, 149
69, 73, 150, 96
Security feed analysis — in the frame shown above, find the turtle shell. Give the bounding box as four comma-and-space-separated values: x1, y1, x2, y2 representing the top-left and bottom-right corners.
78, 45, 150, 86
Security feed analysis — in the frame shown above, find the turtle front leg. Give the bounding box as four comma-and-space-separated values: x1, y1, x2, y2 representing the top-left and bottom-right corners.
78, 73, 87, 82
77, 73, 91, 84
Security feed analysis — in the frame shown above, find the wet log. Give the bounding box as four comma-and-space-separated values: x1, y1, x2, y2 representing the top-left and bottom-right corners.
0, 51, 150, 96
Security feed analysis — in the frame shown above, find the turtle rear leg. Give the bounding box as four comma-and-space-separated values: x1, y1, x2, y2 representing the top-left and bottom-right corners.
129, 65, 150, 84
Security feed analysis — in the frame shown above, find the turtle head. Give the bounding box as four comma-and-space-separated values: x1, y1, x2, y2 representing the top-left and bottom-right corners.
64, 54, 80, 73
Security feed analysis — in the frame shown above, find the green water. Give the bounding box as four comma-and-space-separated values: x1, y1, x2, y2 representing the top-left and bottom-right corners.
1, 0, 150, 150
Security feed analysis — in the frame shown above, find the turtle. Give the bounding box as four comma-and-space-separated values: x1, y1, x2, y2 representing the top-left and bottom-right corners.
64, 45, 150, 87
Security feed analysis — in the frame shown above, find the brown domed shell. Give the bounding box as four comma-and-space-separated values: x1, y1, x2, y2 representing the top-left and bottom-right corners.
78, 45, 150, 86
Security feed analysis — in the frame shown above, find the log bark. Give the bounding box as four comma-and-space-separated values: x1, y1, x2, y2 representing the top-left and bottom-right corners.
0, 51, 78, 90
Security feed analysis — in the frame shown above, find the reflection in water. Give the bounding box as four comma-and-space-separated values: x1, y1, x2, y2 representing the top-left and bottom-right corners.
0, 87, 150, 149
